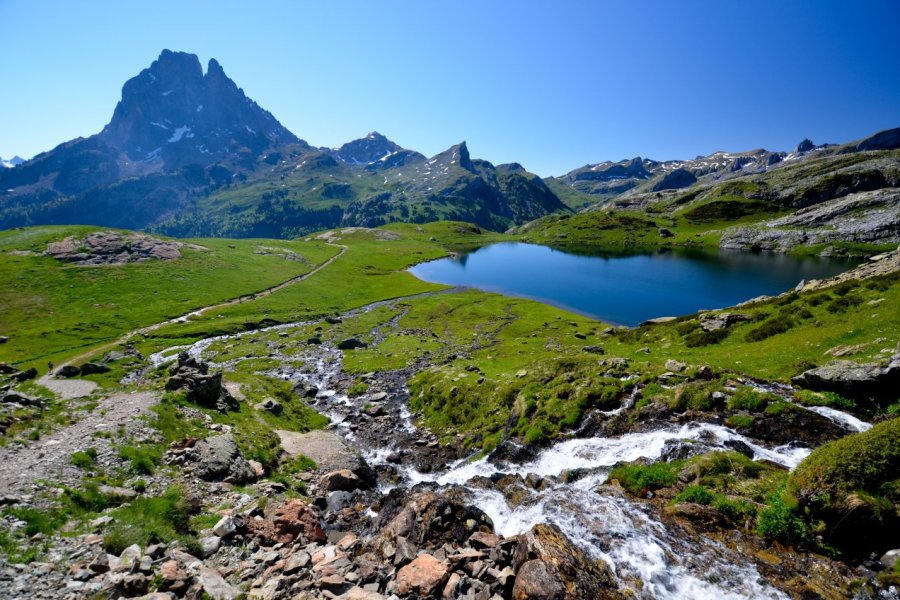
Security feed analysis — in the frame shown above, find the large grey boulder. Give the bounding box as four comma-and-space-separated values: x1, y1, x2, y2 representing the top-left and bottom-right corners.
792, 352, 900, 405
193, 433, 256, 484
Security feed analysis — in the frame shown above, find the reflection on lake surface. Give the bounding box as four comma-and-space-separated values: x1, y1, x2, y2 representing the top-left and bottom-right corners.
409, 242, 860, 326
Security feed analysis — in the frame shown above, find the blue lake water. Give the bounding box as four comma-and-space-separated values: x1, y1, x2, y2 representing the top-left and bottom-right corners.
409, 243, 860, 326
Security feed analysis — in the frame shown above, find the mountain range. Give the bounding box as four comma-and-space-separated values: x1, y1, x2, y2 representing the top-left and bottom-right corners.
1, 49, 898, 238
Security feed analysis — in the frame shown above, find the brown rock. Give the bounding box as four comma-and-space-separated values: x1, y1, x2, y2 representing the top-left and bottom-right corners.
320, 469, 361, 492
513, 560, 566, 599
157, 560, 189, 592
468, 531, 502, 549
396, 553, 449, 596
251, 498, 326, 545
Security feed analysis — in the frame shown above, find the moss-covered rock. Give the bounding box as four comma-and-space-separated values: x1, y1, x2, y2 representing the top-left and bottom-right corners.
789, 418, 900, 555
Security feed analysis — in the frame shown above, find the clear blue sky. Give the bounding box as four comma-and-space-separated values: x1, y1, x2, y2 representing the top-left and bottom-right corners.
1, 0, 898, 176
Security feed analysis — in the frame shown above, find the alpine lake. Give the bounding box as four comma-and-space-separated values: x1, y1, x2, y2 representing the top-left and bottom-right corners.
409, 242, 860, 326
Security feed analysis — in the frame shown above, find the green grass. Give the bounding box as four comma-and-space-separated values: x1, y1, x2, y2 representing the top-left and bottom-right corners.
102, 487, 199, 555
0, 225, 339, 368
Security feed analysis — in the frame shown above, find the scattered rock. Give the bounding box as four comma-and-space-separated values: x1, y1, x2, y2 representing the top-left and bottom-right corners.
251, 498, 326, 545
512, 523, 622, 599
166, 352, 238, 411
792, 353, 900, 405
395, 553, 449, 596
699, 312, 749, 332
55, 365, 81, 378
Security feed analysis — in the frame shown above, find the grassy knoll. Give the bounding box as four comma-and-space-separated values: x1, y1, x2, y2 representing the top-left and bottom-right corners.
0, 226, 338, 368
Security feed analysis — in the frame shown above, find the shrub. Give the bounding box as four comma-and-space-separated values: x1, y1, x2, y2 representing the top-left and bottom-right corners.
713, 496, 757, 521
793, 389, 856, 411
790, 418, 900, 498
745, 314, 794, 342
756, 488, 808, 546
826, 294, 863, 313
610, 461, 681, 496
684, 329, 728, 347
726, 414, 754, 429
347, 381, 369, 397
117, 444, 161, 475
673, 485, 715, 505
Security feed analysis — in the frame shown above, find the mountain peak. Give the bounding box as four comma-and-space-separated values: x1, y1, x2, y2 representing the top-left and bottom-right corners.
98, 50, 298, 166
334, 132, 403, 165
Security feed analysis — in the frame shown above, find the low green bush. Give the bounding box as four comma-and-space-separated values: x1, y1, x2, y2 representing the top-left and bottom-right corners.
610, 461, 682, 496
745, 314, 794, 342
756, 487, 809, 546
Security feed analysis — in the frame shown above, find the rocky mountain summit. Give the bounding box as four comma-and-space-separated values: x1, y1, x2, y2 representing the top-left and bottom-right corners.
99, 50, 299, 170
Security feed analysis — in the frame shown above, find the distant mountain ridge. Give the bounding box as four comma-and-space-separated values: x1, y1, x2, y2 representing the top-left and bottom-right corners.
0, 49, 897, 238
0, 50, 564, 236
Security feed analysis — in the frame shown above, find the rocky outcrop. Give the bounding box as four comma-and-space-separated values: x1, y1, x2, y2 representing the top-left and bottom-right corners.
378, 490, 495, 547
699, 312, 750, 332
512, 523, 622, 599
792, 352, 900, 406
720, 189, 900, 254
45, 231, 195, 265
166, 352, 238, 411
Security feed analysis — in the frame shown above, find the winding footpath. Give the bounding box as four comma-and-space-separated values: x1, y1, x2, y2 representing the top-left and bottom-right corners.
54, 243, 348, 369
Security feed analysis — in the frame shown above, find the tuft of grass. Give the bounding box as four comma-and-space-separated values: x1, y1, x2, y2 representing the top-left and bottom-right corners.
70, 448, 98, 469
673, 484, 715, 505
726, 387, 774, 412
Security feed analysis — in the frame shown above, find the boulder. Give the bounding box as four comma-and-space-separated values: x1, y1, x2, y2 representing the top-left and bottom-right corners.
319, 469, 361, 492
792, 353, 900, 405
251, 498, 326, 545
379, 491, 494, 547
337, 338, 367, 350
513, 560, 566, 599
512, 523, 622, 599
1, 391, 43, 407
56, 365, 81, 378
212, 515, 239, 538
79, 362, 111, 375
0, 363, 15, 374
196, 565, 241, 600
0, 336, 7, 344
193, 433, 256, 483
395, 553, 449, 596
699, 312, 749, 332
255, 398, 283, 415
293, 382, 319, 398
11, 367, 37, 382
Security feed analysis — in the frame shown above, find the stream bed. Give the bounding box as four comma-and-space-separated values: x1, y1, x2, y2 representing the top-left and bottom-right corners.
148, 297, 872, 599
